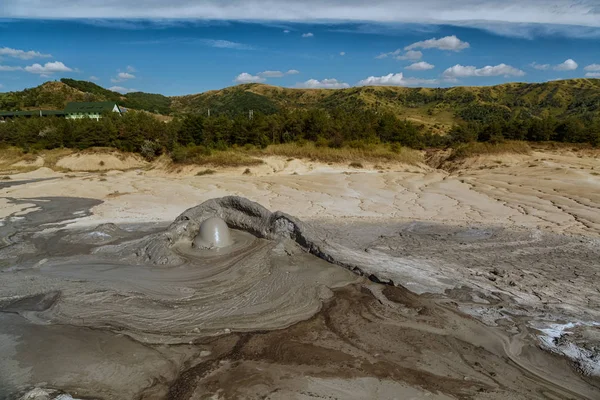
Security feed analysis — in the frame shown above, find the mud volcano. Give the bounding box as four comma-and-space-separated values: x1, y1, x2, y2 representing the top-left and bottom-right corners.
192, 217, 232, 249
1, 196, 599, 399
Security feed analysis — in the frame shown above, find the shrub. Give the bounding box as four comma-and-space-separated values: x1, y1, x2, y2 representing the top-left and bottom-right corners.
449, 141, 531, 160
315, 136, 329, 148
140, 140, 163, 161
171, 145, 211, 164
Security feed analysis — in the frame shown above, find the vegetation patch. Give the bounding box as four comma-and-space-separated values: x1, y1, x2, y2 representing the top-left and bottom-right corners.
2, 78, 600, 171
449, 141, 531, 161
172, 146, 263, 168
196, 169, 216, 176
257, 143, 423, 165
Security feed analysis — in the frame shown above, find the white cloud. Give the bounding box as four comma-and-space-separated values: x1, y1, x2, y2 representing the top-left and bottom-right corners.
530, 62, 550, 70
5, 1, 600, 31
405, 35, 470, 52
109, 86, 137, 94
357, 72, 438, 86
256, 69, 299, 78
283, 29, 290, 33
340, 51, 346, 56
0, 83, 4, 88
198, 39, 254, 50
111, 71, 136, 83
442, 64, 526, 79
585, 72, 600, 78
302, 32, 314, 38
532, 59, 579, 71
297, 78, 349, 89
463, 21, 600, 39
396, 50, 423, 61
24, 61, 73, 74
584, 64, 600, 71
554, 59, 578, 71
258, 70, 285, 78
234, 72, 266, 84
89, 76, 99, 81
0, 47, 52, 60
377, 49, 422, 61
126, 65, 136, 73
405, 61, 435, 71
0, 65, 23, 71
376, 49, 401, 59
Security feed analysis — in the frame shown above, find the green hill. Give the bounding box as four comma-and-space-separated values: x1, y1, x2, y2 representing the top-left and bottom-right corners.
0, 81, 110, 111
1, 79, 599, 132
171, 80, 600, 133
0, 79, 172, 115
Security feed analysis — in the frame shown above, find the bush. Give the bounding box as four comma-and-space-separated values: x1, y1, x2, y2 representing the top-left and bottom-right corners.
315, 136, 329, 148
449, 141, 531, 160
171, 145, 211, 164
390, 143, 402, 153
140, 140, 163, 161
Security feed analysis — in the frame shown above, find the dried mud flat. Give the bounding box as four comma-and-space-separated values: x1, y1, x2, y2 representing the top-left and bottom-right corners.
0, 153, 599, 400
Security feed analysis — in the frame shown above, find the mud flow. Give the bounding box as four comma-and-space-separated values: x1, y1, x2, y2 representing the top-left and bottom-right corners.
0, 196, 598, 399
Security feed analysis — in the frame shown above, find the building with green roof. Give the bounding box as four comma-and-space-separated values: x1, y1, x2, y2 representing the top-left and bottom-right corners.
0, 102, 122, 121
64, 102, 122, 120
0, 110, 66, 119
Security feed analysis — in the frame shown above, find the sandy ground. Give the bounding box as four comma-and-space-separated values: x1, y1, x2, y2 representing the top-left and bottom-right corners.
1, 149, 599, 400
1, 151, 599, 235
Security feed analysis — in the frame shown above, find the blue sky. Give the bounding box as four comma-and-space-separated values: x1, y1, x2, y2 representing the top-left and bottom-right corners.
1, 1, 600, 95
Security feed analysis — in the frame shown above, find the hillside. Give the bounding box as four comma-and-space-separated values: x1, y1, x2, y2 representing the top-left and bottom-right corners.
0, 79, 172, 115
0, 81, 110, 111
172, 80, 600, 132
1, 78, 599, 132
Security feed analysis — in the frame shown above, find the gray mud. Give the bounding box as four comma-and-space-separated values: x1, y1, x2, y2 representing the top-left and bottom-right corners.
0, 196, 599, 399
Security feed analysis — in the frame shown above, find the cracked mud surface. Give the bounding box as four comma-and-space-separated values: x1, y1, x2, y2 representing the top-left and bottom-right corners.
0, 196, 599, 399
1, 152, 599, 400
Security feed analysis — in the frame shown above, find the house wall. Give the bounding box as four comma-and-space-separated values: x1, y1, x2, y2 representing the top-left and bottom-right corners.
66, 113, 102, 120
65, 106, 120, 120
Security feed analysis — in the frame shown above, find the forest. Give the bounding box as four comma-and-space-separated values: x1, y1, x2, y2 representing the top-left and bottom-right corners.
0, 108, 599, 163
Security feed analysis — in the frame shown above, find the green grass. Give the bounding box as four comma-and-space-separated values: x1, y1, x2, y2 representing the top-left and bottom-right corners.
256, 142, 423, 165
171, 147, 264, 167
449, 141, 531, 160
196, 169, 216, 176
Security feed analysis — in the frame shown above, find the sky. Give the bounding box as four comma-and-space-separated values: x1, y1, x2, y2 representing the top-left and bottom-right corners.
1, 1, 600, 96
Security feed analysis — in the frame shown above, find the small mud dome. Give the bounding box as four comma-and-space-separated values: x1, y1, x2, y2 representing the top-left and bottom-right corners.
0, 197, 599, 399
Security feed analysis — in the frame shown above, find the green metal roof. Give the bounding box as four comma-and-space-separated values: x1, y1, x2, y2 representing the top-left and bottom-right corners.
64, 102, 120, 114
0, 110, 65, 117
